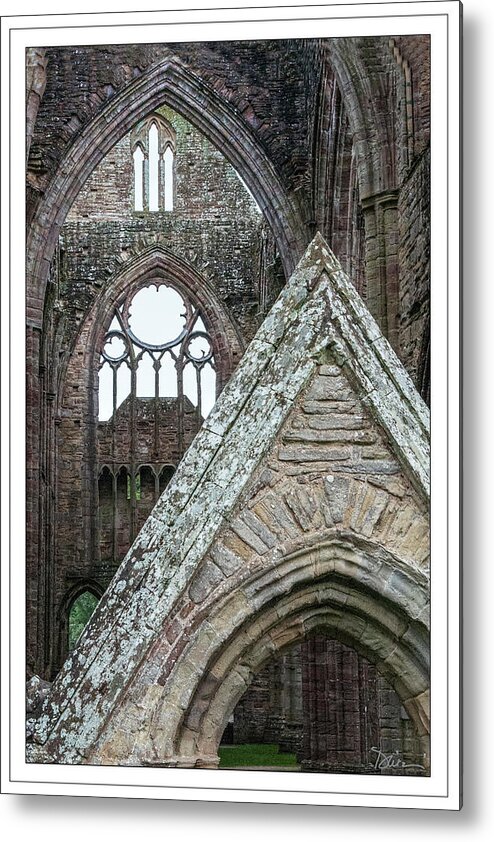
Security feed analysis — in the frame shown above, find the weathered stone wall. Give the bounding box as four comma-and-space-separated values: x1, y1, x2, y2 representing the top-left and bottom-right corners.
391, 36, 431, 165
27, 239, 430, 770
82, 354, 429, 769
26, 36, 431, 701
323, 36, 431, 380
376, 673, 425, 775
232, 660, 282, 746
398, 149, 431, 393
300, 637, 379, 773
33, 108, 266, 678
231, 638, 425, 773
391, 35, 431, 396
97, 397, 201, 470
60, 106, 266, 349
26, 48, 48, 165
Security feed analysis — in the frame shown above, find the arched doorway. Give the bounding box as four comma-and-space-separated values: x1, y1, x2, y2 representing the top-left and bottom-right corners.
220, 636, 426, 775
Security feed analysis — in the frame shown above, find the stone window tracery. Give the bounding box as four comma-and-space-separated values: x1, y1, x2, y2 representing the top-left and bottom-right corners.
97, 281, 216, 563
131, 114, 175, 212
98, 282, 216, 424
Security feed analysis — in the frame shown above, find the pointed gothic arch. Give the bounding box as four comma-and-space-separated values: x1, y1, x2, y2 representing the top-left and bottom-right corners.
82, 536, 429, 768
167, 542, 430, 768
27, 55, 307, 329
53, 244, 245, 596
56, 580, 104, 669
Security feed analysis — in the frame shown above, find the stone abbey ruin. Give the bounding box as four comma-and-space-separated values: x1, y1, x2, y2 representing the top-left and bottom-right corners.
25, 36, 431, 774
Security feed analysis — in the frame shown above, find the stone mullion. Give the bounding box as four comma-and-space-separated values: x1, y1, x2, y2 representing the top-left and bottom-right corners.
111, 471, 118, 567
129, 364, 137, 542
87, 350, 100, 581
111, 366, 118, 565
176, 360, 184, 458
196, 365, 202, 424
159, 152, 164, 211
153, 359, 160, 461
143, 154, 149, 213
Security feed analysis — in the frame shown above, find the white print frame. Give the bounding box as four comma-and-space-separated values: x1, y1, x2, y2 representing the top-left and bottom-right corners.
0, 0, 462, 810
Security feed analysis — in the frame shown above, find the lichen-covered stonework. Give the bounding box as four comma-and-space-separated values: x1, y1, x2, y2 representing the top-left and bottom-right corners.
26, 37, 431, 773
28, 237, 430, 771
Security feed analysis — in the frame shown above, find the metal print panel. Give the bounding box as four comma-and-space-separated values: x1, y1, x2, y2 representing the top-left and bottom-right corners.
1, 0, 461, 810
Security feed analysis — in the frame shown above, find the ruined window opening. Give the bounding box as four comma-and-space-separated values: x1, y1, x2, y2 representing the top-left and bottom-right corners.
159, 465, 175, 494
148, 123, 159, 212
68, 591, 99, 651
127, 471, 141, 501
98, 283, 216, 422
133, 145, 144, 212
131, 114, 176, 213
97, 282, 216, 561
163, 146, 174, 211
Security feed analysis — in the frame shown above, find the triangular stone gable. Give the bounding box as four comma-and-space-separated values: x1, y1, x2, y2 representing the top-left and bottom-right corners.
87, 348, 430, 766
30, 234, 430, 764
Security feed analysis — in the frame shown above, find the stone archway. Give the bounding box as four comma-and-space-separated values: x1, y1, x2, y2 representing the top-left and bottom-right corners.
222, 635, 426, 774
87, 536, 429, 770
27, 55, 306, 330
28, 238, 430, 768
52, 246, 245, 670
56, 580, 104, 673
83, 244, 245, 394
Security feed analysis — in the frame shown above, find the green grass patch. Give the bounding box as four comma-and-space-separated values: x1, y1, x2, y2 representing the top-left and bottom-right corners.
218, 743, 298, 768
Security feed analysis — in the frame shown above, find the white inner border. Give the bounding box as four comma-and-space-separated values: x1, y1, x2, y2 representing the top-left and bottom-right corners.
0, 0, 461, 811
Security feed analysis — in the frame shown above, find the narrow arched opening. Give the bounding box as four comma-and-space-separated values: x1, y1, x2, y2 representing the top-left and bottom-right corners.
68, 591, 100, 652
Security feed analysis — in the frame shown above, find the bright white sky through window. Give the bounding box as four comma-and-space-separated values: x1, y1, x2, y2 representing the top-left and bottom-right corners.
148, 123, 159, 212
164, 146, 174, 211
98, 286, 216, 422
133, 146, 144, 211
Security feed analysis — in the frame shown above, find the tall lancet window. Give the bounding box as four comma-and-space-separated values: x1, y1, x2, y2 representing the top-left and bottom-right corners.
164, 146, 174, 211
130, 113, 176, 212
148, 123, 160, 212
133, 145, 144, 211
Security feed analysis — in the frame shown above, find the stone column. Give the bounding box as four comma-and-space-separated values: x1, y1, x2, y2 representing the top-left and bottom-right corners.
279, 646, 303, 755
26, 322, 43, 677
376, 674, 428, 775
26, 48, 47, 163
300, 637, 379, 773
361, 189, 400, 354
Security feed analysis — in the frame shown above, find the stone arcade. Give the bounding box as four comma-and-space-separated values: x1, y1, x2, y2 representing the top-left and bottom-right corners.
25, 37, 431, 773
